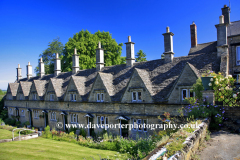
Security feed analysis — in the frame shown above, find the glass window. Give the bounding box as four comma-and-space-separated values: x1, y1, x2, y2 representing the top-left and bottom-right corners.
105, 117, 108, 125
97, 116, 101, 125
50, 94, 54, 101
236, 46, 240, 65
189, 89, 195, 98
138, 92, 142, 100
143, 119, 147, 132
182, 89, 187, 100
137, 119, 142, 131
133, 119, 137, 130
132, 92, 137, 101
97, 93, 104, 102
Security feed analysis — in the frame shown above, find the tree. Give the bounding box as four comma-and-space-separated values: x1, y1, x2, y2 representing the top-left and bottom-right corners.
135, 50, 147, 62
34, 37, 64, 75
62, 30, 125, 71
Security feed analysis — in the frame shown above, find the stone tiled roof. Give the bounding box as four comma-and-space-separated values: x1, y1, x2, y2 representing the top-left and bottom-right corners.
188, 41, 217, 55
33, 80, 48, 100
19, 81, 32, 97
187, 62, 201, 78
13, 50, 220, 102
8, 83, 19, 96
228, 20, 240, 37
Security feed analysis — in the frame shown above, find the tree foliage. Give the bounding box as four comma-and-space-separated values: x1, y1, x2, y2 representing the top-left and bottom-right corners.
34, 37, 64, 74
135, 50, 147, 62
62, 30, 125, 71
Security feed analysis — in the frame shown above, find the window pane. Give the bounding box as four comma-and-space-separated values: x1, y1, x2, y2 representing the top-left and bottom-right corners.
143, 119, 147, 131
97, 94, 100, 101
182, 90, 187, 99
189, 90, 194, 97
138, 92, 142, 100
98, 117, 100, 125
101, 93, 104, 101
105, 117, 108, 124
133, 92, 136, 100
133, 119, 137, 130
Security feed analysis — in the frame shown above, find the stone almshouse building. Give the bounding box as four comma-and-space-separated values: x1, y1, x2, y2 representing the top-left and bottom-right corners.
4, 5, 240, 137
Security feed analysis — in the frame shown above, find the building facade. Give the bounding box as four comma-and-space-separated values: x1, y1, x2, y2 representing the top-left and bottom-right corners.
4, 5, 240, 138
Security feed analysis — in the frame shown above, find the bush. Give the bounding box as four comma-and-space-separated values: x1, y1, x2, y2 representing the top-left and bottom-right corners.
4, 118, 16, 126
42, 125, 52, 139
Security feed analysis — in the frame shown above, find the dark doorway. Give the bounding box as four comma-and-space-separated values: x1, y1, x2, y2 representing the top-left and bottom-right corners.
121, 120, 129, 138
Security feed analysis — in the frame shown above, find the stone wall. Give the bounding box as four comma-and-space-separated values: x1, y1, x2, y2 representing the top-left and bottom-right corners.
222, 107, 240, 133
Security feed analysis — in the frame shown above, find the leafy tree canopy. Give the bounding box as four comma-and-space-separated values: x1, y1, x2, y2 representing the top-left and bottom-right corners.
35, 37, 64, 74
135, 50, 147, 62
62, 30, 125, 71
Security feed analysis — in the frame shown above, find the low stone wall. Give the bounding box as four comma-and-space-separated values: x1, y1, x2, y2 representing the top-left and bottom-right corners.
0, 139, 12, 143
169, 118, 210, 160
13, 132, 38, 141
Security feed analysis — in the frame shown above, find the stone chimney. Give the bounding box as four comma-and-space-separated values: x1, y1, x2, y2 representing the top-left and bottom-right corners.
54, 53, 61, 76
26, 62, 32, 79
16, 64, 22, 81
39, 58, 45, 78
221, 5, 230, 24
72, 48, 79, 74
215, 15, 229, 76
162, 26, 174, 63
96, 41, 104, 71
190, 22, 197, 48
125, 36, 135, 67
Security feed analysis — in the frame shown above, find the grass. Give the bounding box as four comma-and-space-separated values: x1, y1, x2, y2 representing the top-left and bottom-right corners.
0, 129, 18, 139
0, 137, 124, 160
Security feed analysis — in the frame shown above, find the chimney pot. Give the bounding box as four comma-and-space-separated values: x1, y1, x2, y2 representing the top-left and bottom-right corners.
16, 64, 22, 81
162, 27, 174, 63
39, 57, 45, 78
98, 41, 101, 48
54, 53, 61, 76
219, 15, 224, 24
190, 22, 197, 48
166, 26, 170, 33
96, 41, 104, 71
72, 48, 80, 74
125, 36, 135, 67
26, 62, 32, 79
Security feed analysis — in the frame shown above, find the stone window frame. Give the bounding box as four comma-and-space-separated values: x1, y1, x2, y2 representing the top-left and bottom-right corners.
34, 110, 39, 119
51, 112, 57, 121
132, 118, 148, 132
21, 109, 25, 117
70, 114, 78, 123
180, 87, 195, 101
236, 46, 240, 66
97, 93, 104, 102
97, 116, 108, 128
131, 91, 142, 102
33, 93, 37, 100
70, 93, 77, 102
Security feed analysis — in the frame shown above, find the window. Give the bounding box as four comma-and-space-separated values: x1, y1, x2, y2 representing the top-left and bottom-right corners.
51, 112, 56, 120
50, 94, 54, 101
21, 110, 25, 116
9, 108, 13, 115
182, 89, 195, 101
70, 94, 76, 101
132, 119, 148, 132
236, 46, 240, 65
133, 119, 137, 131
71, 114, 78, 123
19, 94, 24, 100
33, 93, 37, 100
137, 119, 142, 131
132, 92, 142, 102
34, 110, 39, 118
182, 89, 187, 100
97, 93, 104, 102
97, 116, 108, 128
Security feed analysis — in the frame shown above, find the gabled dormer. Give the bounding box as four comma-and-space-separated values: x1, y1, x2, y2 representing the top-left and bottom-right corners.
6, 83, 19, 100
29, 80, 47, 101
63, 76, 85, 102
121, 68, 153, 103
88, 72, 112, 102
16, 81, 32, 100
44, 78, 64, 101
168, 62, 200, 103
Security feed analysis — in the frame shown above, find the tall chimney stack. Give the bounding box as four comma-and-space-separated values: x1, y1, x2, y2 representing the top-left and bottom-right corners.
72, 48, 79, 74
39, 58, 45, 78
54, 53, 61, 76
16, 64, 22, 81
215, 14, 229, 76
125, 36, 135, 67
190, 22, 197, 48
221, 5, 230, 24
96, 41, 104, 71
26, 62, 32, 79
163, 26, 174, 63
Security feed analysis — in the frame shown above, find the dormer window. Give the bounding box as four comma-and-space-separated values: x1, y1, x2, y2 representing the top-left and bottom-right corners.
19, 94, 24, 100
182, 89, 195, 101
70, 94, 76, 102
50, 94, 54, 101
236, 46, 240, 65
132, 92, 142, 102
33, 93, 37, 100
97, 93, 104, 102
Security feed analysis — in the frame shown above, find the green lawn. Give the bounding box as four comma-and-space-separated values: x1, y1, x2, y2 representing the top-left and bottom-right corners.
0, 129, 18, 139
0, 137, 124, 160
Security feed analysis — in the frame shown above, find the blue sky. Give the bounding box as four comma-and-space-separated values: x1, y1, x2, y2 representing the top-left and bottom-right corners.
0, 0, 239, 90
